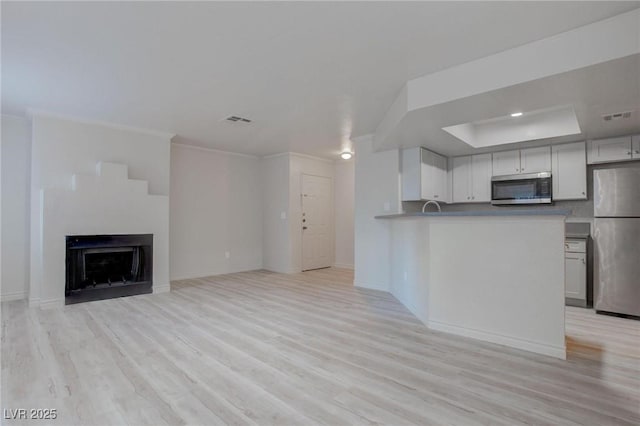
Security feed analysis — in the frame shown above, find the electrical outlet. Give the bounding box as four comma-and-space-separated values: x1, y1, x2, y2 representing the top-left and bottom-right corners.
403, 271, 408, 281
280, 211, 287, 220
383, 202, 391, 212
225, 251, 230, 259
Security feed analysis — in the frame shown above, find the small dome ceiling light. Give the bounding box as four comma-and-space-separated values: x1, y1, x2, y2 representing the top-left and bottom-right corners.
340, 151, 353, 160
510, 112, 523, 117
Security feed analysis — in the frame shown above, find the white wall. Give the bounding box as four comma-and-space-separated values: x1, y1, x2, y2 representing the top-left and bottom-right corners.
261, 154, 291, 273
261, 152, 336, 274
353, 135, 400, 291
289, 153, 334, 273
385, 215, 566, 359
1, 115, 31, 301
170, 144, 262, 280
29, 113, 172, 306
334, 159, 354, 269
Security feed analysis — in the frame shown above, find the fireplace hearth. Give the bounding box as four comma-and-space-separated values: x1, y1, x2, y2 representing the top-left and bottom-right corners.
65, 234, 153, 304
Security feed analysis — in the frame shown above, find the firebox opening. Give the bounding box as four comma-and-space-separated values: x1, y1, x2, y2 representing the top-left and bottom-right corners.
66, 234, 153, 305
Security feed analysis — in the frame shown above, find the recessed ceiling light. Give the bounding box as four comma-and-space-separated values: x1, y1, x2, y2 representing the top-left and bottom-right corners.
510, 112, 523, 117
340, 151, 353, 160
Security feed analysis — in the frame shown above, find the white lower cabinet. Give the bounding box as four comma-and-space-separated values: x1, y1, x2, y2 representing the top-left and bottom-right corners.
565, 238, 587, 306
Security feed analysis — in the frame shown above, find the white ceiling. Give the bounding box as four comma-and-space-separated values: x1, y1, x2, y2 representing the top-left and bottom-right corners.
377, 54, 640, 156
2, 1, 639, 158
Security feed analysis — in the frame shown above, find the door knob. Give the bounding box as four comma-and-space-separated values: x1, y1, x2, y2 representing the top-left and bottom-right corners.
303, 226, 308, 230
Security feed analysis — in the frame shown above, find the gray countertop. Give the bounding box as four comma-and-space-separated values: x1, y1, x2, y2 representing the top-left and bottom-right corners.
375, 209, 572, 219
565, 222, 591, 239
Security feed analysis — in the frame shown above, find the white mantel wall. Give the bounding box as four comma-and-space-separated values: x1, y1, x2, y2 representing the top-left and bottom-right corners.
1, 115, 31, 301
28, 113, 172, 307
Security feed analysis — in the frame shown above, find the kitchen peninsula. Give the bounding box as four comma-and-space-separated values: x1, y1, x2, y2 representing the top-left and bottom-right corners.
376, 210, 568, 359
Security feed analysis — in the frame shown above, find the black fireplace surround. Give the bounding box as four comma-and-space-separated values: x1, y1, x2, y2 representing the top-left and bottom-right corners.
65, 234, 153, 305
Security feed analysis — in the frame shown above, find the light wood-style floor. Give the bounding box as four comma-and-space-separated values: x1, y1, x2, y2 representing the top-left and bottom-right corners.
2, 268, 639, 425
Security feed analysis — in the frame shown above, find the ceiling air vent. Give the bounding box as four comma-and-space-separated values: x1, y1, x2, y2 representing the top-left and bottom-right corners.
602, 111, 633, 121
225, 115, 252, 123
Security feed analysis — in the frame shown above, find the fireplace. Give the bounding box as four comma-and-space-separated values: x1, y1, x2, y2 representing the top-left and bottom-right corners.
65, 234, 153, 304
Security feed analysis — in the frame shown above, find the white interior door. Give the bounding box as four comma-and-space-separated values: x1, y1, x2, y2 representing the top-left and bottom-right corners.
302, 174, 332, 271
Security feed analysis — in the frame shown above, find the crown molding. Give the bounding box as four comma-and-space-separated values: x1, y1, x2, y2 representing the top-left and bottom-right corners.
26, 108, 175, 140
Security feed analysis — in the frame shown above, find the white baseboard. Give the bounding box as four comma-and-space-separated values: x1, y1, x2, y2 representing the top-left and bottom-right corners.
333, 263, 354, 270
153, 283, 171, 294
427, 319, 566, 360
354, 281, 390, 293
0, 291, 27, 302
38, 298, 64, 309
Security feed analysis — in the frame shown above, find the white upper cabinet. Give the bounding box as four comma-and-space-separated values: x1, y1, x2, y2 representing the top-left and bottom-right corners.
452, 154, 492, 203
552, 142, 587, 200
633, 135, 640, 159
492, 147, 551, 176
421, 148, 447, 201
492, 150, 520, 176
452, 156, 472, 203
401, 147, 447, 202
587, 136, 632, 164
520, 146, 551, 173
471, 154, 492, 202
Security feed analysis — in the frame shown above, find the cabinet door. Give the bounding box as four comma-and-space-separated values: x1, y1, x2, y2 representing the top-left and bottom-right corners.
492, 150, 520, 176
632, 135, 640, 159
434, 153, 448, 201
587, 137, 632, 164
471, 154, 492, 202
565, 253, 586, 301
421, 149, 447, 201
520, 146, 551, 173
552, 142, 587, 200
452, 156, 472, 203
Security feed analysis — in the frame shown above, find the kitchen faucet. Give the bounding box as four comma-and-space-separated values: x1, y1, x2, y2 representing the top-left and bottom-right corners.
422, 200, 441, 213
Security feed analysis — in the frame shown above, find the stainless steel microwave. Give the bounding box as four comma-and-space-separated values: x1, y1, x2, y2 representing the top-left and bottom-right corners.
491, 172, 552, 205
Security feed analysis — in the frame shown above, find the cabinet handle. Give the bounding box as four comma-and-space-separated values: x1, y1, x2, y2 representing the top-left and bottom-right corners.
521, 167, 525, 171
582, 259, 586, 265
635, 150, 640, 154
582, 192, 585, 195
472, 196, 475, 200
467, 196, 470, 200
627, 152, 632, 155
434, 195, 439, 198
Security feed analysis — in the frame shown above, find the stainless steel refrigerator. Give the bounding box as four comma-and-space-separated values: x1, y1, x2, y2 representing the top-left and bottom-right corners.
593, 168, 640, 317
